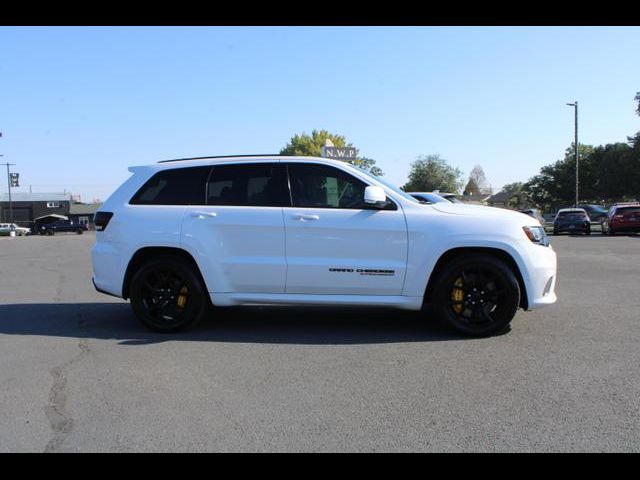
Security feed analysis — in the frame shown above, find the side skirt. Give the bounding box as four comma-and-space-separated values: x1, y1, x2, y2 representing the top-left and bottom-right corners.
210, 293, 424, 311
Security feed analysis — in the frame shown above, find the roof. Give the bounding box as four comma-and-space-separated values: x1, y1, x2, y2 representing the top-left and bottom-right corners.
487, 191, 512, 203
0, 192, 70, 202
34, 214, 69, 222
69, 203, 102, 215
158, 154, 281, 163
131, 156, 355, 173
557, 208, 587, 213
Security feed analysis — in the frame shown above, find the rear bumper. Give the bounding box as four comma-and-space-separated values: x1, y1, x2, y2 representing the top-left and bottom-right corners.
91, 241, 126, 298
610, 224, 640, 232
554, 224, 589, 232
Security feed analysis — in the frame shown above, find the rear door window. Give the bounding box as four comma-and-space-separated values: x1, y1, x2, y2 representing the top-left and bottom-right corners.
206, 163, 289, 207
130, 166, 211, 205
619, 207, 640, 216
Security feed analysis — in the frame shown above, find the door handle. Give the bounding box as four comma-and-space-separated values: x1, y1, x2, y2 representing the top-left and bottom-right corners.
191, 211, 217, 219
294, 214, 320, 221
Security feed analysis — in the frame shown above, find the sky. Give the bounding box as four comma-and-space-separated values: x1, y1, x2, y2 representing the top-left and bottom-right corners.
1, 26, 639, 202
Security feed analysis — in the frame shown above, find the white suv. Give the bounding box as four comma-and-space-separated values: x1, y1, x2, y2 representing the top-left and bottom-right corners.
92, 155, 557, 336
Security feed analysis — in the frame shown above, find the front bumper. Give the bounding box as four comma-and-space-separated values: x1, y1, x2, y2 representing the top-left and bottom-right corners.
521, 242, 558, 310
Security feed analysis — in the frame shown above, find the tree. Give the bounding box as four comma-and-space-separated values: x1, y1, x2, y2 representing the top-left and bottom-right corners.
501, 182, 529, 209
628, 91, 640, 147
468, 165, 489, 194
279, 129, 383, 176
280, 129, 348, 157
401, 154, 463, 193
351, 156, 383, 177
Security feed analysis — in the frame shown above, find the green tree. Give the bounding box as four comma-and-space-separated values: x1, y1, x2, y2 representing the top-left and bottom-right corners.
280, 129, 349, 157
401, 154, 463, 193
501, 182, 529, 209
351, 156, 383, 177
279, 129, 383, 176
628, 91, 640, 147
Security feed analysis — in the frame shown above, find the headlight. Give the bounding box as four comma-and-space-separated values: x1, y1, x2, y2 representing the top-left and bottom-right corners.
523, 226, 549, 246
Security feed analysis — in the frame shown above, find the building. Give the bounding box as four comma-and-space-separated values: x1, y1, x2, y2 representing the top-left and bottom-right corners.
67, 202, 103, 229
0, 192, 102, 230
486, 190, 513, 209
0, 193, 70, 228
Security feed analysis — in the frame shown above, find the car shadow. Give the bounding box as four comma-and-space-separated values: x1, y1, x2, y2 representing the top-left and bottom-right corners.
0, 302, 495, 346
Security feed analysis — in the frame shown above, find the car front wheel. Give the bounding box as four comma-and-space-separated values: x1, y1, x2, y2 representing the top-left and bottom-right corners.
129, 256, 208, 332
431, 254, 520, 337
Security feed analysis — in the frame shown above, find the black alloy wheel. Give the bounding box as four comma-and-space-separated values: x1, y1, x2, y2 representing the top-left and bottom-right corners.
432, 254, 520, 337
129, 257, 208, 332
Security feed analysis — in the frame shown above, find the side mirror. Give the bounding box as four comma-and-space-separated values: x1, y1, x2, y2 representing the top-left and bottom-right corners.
364, 185, 388, 208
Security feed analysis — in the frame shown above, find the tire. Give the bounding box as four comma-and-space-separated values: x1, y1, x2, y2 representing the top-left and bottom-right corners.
609, 228, 616, 236
430, 254, 520, 337
45, 229, 54, 236
76, 229, 84, 234
129, 256, 208, 332
553, 229, 559, 235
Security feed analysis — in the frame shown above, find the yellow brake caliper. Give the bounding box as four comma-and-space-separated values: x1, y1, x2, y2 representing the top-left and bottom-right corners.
451, 277, 464, 314
177, 286, 188, 309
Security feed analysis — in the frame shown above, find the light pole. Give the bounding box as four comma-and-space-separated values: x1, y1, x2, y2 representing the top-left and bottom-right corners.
566, 101, 579, 207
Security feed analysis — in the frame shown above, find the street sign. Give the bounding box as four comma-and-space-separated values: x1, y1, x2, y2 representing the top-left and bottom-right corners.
321, 146, 357, 161
10, 173, 19, 187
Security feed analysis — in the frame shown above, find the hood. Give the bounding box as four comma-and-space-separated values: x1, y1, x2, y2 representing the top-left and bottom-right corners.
430, 202, 540, 224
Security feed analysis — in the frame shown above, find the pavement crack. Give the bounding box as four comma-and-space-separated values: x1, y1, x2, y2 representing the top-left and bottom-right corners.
43, 320, 90, 452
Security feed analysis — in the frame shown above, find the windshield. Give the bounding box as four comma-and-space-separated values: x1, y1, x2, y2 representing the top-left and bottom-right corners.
349, 165, 420, 204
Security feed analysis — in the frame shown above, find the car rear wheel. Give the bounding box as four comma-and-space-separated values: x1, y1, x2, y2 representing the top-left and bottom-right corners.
76, 228, 84, 234
45, 229, 54, 236
129, 256, 208, 332
431, 254, 520, 337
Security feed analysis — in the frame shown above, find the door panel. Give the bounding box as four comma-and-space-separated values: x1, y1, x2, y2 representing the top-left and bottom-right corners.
182, 206, 286, 293
284, 163, 407, 295
181, 163, 288, 294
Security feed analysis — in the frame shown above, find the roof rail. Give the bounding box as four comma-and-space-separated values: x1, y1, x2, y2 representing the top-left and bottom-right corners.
158, 154, 282, 164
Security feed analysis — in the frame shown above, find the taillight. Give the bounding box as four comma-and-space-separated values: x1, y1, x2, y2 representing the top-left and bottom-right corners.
94, 211, 113, 231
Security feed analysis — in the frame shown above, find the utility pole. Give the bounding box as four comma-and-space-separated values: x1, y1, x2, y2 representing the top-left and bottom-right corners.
566, 101, 579, 207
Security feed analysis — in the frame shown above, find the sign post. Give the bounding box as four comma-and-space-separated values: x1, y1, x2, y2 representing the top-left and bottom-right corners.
2, 161, 16, 224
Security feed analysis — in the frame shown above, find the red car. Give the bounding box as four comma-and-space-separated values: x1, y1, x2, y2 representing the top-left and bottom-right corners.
603, 203, 640, 235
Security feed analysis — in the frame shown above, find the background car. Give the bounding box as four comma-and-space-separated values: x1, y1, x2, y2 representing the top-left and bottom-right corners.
602, 203, 640, 235
577, 203, 608, 223
0, 223, 31, 236
409, 192, 450, 204
553, 208, 591, 235
40, 220, 88, 235
518, 208, 545, 225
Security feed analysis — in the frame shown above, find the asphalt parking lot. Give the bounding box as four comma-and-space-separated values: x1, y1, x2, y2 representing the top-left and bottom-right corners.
1, 232, 639, 452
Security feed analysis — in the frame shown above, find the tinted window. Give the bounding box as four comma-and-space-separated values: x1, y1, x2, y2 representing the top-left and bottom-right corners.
207, 164, 289, 207
288, 164, 367, 209
557, 211, 587, 219
618, 207, 640, 215
130, 166, 211, 205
